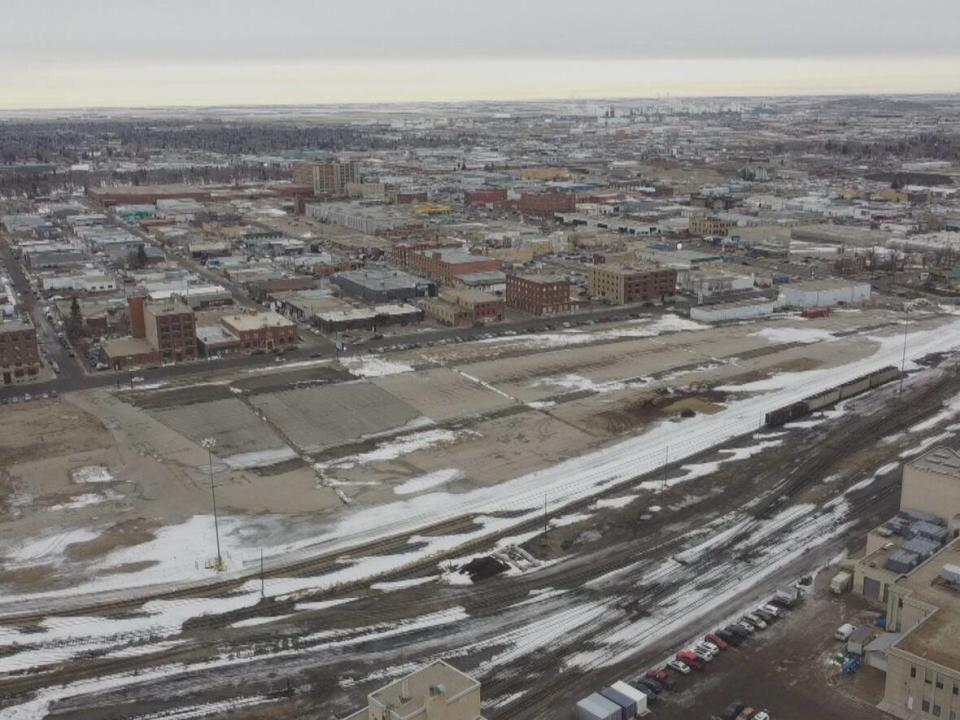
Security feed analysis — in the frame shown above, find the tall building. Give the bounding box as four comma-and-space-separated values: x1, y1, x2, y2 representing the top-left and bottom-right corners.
851, 447, 960, 720
293, 160, 359, 196
130, 298, 197, 364
0, 317, 40, 385
588, 264, 677, 304
343, 660, 485, 720
506, 274, 572, 316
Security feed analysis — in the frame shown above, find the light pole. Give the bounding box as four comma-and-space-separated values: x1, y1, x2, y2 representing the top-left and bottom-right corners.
899, 305, 909, 397
201, 437, 222, 570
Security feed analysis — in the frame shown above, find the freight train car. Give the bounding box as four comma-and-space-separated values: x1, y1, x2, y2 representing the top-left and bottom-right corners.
764, 366, 901, 427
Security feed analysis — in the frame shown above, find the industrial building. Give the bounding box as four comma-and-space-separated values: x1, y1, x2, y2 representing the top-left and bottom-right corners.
331, 269, 436, 303
779, 279, 871, 308
588, 264, 677, 304
506, 274, 573, 315
850, 447, 960, 720
424, 288, 505, 326
688, 216, 736, 236
677, 267, 754, 298
407, 249, 502, 286
689, 298, 777, 323
343, 660, 484, 720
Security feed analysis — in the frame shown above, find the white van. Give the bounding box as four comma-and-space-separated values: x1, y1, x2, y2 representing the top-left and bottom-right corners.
835, 623, 856, 641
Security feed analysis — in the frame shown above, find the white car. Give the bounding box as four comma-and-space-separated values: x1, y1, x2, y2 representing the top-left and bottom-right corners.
694, 642, 717, 659
753, 711, 771, 720
691, 647, 713, 662
131, 376, 145, 383
700, 640, 721, 654
666, 659, 690, 675
760, 603, 782, 618
745, 613, 767, 629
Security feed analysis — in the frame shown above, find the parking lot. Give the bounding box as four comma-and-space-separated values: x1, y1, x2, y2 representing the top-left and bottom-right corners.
625, 571, 890, 720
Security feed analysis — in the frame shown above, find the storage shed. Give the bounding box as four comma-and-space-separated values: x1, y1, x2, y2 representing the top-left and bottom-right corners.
600, 686, 636, 720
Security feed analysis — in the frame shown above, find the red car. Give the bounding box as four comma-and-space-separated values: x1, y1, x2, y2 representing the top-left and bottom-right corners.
676, 650, 704, 669
705, 633, 729, 650
645, 668, 672, 686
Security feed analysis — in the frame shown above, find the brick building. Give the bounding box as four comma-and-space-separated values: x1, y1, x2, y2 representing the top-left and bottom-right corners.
465, 188, 508, 206
506, 274, 572, 315
588, 264, 677, 304
408, 249, 502, 286
220, 311, 298, 352
293, 160, 359, 196
443, 289, 505, 323
0, 318, 40, 385
517, 191, 576, 216
143, 301, 198, 363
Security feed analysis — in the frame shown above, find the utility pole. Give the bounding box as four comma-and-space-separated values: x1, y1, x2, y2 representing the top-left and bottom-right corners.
899, 305, 909, 397
201, 437, 222, 570
661, 446, 669, 492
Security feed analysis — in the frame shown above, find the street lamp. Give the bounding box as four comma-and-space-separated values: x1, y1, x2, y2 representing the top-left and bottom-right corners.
200, 437, 222, 570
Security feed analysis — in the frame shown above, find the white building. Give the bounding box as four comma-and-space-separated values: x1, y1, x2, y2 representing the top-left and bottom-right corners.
779, 279, 871, 309
690, 298, 777, 323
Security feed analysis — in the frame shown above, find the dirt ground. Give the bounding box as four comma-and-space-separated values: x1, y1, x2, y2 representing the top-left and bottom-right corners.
652, 570, 892, 720
0, 308, 954, 598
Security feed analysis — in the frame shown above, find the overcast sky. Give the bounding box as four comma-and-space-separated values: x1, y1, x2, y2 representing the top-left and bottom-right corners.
4, 0, 959, 63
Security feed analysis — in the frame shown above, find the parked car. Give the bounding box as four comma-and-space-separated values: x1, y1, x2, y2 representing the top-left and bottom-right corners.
700, 640, 721, 654
676, 651, 703, 669
644, 669, 675, 687
666, 659, 691, 675
706, 633, 729, 650
733, 621, 755, 635
744, 613, 767, 629
634, 679, 662, 697
723, 702, 747, 720
753, 711, 771, 720
692, 647, 714, 663
715, 629, 741, 646
760, 603, 783, 618
694, 642, 717, 658
755, 607, 778, 623
739, 616, 761, 631
638, 677, 664, 694
725, 624, 750, 640
736, 708, 758, 720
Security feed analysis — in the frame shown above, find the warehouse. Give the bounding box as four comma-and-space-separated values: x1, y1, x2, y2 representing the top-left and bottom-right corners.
689, 298, 777, 323
779, 279, 871, 308
331, 268, 436, 303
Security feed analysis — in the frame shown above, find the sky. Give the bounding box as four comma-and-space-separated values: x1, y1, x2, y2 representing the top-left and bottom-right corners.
1, 0, 959, 109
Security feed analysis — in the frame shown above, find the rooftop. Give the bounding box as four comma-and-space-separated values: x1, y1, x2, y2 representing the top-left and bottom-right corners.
370, 660, 480, 720
221, 311, 294, 331
910, 446, 960, 481
334, 269, 431, 291
894, 538, 960, 670
513, 273, 568, 285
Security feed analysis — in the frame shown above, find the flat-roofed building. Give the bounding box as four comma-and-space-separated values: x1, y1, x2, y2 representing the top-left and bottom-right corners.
689, 216, 736, 236
293, 160, 359, 196
143, 300, 197, 363
220, 311, 298, 352
849, 446, 960, 720
588, 264, 677, 304
331, 269, 436, 303
779, 279, 871, 308
408, 249, 501, 286
441, 288, 504, 324
102, 336, 160, 370
343, 660, 485, 720
506, 274, 572, 315
0, 318, 40, 385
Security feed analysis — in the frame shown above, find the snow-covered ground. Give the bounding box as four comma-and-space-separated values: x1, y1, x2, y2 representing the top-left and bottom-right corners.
339, 354, 414, 378
6, 318, 960, 615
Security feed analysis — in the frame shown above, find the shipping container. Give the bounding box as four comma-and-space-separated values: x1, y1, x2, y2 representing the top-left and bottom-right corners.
577, 692, 622, 720
599, 686, 636, 720
802, 306, 830, 318
610, 681, 648, 717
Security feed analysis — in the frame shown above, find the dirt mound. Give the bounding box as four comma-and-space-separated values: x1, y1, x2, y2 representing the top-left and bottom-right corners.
460, 555, 509, 581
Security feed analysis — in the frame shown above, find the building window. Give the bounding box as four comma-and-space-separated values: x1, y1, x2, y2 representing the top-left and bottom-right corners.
923, 700, 930, 712
937, 675, 945, 690
933, 704, 941, 717
927, 669, 935, 684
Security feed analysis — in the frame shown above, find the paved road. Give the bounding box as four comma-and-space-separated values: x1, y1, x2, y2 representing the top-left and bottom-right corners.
0, 293, 686, 401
